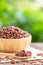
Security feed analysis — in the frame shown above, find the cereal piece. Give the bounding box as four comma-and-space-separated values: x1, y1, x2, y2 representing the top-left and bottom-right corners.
37, 53, 43, 57
0, 56, 3, 61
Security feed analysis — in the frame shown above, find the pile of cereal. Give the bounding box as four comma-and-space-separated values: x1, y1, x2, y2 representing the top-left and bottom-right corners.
0, 26, 29, 39
16, 50, 32, 57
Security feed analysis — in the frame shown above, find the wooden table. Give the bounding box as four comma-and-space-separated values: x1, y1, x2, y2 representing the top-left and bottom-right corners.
0, 43, 43, 65
31, 43, 43, 51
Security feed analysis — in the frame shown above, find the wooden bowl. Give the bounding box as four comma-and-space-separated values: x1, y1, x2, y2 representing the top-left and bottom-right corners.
0, 34, 32, 53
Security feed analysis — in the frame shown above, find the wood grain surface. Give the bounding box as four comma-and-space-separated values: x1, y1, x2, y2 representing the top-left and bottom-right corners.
31, 43, 43, 51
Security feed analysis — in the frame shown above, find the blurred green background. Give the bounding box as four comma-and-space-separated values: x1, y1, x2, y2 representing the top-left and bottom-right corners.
0, 0, 43, 42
